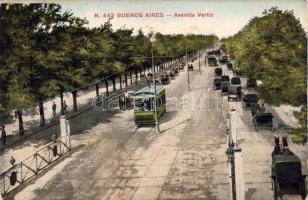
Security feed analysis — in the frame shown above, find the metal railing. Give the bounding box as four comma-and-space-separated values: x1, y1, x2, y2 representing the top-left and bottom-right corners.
0, 134, 71, 197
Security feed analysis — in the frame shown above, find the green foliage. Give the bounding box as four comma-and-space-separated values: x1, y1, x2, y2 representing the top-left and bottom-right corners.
292, 107, 307, 144
222, 7, 306, 106
0, 3, 218, 117
222, 7, 307, 143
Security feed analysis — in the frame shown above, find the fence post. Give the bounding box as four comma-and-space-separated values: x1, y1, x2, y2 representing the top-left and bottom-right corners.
60, 116, 67, 138
65, 119, 71, 150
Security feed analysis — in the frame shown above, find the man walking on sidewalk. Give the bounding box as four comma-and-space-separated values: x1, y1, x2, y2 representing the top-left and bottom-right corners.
52, 102, 57, 117
1, 125, 7, 146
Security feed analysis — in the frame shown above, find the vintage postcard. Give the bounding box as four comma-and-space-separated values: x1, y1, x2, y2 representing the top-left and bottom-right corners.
0, 0, 307, 199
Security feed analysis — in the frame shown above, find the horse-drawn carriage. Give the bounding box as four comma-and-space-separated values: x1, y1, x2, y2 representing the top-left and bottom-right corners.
214, 49, 221, 56
227, 85, 242, 101
271, 136, 306, 200
207, 49, 221, 56
188, 64, 194, 71
231, 77, 241, 85
242, 93, 259, 110
221, 75, 230, 82
161, 73, 170, 85
179, 63, 185, 70
227, 62, 233, 70
208, 56, 218, 66
246, 78, 257, 89
219, 55, 229, 64
213, 77, 222, 90
253, 112, 274, 131
173, 67, 179, 75
221, 81, 230, 95
215, 68, 222, 77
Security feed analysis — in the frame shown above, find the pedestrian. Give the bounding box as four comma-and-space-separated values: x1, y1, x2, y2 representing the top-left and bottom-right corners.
1, 125, 7, 146
124, 90, 128, 109
63, 100, 68, 113
118, 96, 124, 110
121, 95, 125, 110
259, 103, 265, 113
52, 102, 57, 116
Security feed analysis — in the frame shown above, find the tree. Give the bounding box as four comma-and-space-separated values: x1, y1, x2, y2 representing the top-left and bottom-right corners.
222, 7, 307, 142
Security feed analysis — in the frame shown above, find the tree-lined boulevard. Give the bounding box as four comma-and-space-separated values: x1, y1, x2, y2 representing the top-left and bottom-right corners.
0, 3, 307, 200
0, 4, 218, 138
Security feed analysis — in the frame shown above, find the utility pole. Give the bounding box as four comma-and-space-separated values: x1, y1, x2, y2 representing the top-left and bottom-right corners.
151, 37, 160, 134
186, 44, 190, 91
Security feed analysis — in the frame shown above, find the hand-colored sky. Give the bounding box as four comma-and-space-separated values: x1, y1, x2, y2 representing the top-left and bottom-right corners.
60, 0, 308, 38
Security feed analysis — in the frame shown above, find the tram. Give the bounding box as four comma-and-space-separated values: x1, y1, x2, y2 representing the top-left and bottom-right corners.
133, 85, 166, 126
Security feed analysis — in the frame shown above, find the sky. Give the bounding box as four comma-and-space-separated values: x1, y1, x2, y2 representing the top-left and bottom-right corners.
58, 0, 308, 38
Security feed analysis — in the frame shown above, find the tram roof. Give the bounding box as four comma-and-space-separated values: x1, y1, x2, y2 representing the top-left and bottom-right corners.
134, 85, 164, 96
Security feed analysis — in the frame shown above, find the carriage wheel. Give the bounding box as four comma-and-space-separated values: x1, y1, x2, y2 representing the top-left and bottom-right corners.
301, 179, 306, 199
273, 184, 278, 200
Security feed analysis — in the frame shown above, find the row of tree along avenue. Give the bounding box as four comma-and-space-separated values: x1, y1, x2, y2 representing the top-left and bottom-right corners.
0, 4, 219, 136
221, 7, 307, 143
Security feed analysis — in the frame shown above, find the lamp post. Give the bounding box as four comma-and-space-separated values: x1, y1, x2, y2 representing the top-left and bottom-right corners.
150, 34, 160, 134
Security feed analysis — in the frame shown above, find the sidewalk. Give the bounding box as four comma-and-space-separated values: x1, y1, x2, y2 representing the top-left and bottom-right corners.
0, 59, 182, 151
222, 60, 307, 200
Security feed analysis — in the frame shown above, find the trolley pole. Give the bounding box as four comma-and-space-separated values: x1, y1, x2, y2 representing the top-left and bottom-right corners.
151, 39, 160, 134
186, 44, 190, 91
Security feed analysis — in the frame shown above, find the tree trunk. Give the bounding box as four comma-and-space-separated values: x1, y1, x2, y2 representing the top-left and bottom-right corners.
39, 101, 45, 127
72, 90, 78, 112
112, 77, 116, 92
135, 70, 138, 85
130, 71, 133, 85
105, 79, 109, 96
17, 110, 24, 136
60, 91, 64, 115
95, 83, 99, 96
119, 75, 122, 90
125, 73, 128, 87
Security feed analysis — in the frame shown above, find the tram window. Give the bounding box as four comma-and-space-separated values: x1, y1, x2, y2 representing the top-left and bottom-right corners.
135, 98, 154, 111
146, 98, 154, 111
135, 99, 145, 111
